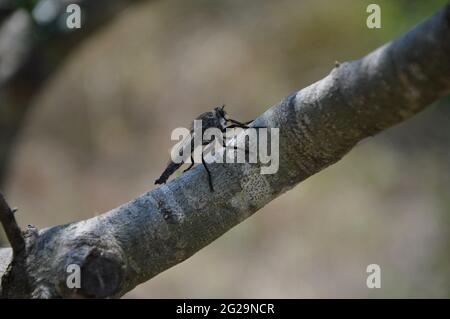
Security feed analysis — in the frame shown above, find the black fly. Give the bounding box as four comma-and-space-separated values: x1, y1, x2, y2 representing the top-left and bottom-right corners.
155, 105, 256, 191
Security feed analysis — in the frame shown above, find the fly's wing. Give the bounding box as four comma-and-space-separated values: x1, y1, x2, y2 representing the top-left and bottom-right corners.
169, 113, 210, 167
155, 133, 193, 185
194, 111, 214, 123
155, 110, 216, 185
172, 131, 195, 163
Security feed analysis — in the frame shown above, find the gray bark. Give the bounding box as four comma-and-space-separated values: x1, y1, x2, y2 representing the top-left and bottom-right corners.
0, 4, 449, 299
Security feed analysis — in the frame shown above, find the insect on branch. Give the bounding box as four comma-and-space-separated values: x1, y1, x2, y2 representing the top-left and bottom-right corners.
155, 105, 262, 192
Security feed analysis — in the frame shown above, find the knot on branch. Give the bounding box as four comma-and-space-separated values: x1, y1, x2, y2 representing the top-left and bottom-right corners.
58, 247, 125, 299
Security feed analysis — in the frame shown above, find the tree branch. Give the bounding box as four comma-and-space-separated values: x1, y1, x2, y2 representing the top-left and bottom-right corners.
0, 4, 449, 298
0, 193, 23, 255
0, 0, 150, 186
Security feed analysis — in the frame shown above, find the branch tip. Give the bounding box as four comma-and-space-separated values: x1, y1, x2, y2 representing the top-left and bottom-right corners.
0, 192, 25, 255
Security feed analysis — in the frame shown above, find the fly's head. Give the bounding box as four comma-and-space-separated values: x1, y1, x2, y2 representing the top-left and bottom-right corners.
214, 104, 227, 130
193, 105, 228, 132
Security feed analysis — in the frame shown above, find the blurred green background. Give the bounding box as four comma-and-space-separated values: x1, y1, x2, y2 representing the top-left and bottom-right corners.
1, 0, 449, 297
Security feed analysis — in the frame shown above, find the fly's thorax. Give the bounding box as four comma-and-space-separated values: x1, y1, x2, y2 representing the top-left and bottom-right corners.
200, 113, 223, 132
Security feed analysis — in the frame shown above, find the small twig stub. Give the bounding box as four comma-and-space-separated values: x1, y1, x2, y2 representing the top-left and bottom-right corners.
0, 193, 25, 255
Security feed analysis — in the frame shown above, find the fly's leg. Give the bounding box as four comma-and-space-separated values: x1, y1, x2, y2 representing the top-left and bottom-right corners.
225, 123, 266, 130
227, 118, 266, 128
198, 140, 214, 192
202, 153, 214, 192
225, 122, 249, 129
227, 118, 252, 127
183, 154, 195, 173
181, 141, 213, 191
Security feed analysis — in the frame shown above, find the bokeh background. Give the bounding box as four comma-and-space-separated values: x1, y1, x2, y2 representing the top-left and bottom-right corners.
1, 0, 449, 297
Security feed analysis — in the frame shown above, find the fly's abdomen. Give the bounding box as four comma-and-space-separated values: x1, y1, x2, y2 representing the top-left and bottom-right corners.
154, 161, 184, 185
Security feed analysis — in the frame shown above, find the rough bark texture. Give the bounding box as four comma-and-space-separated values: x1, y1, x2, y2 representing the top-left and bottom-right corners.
0, 5, 449, 299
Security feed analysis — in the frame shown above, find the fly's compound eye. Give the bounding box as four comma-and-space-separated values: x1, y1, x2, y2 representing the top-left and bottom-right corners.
216, 105, 226, 119
220, 109, 227, 119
